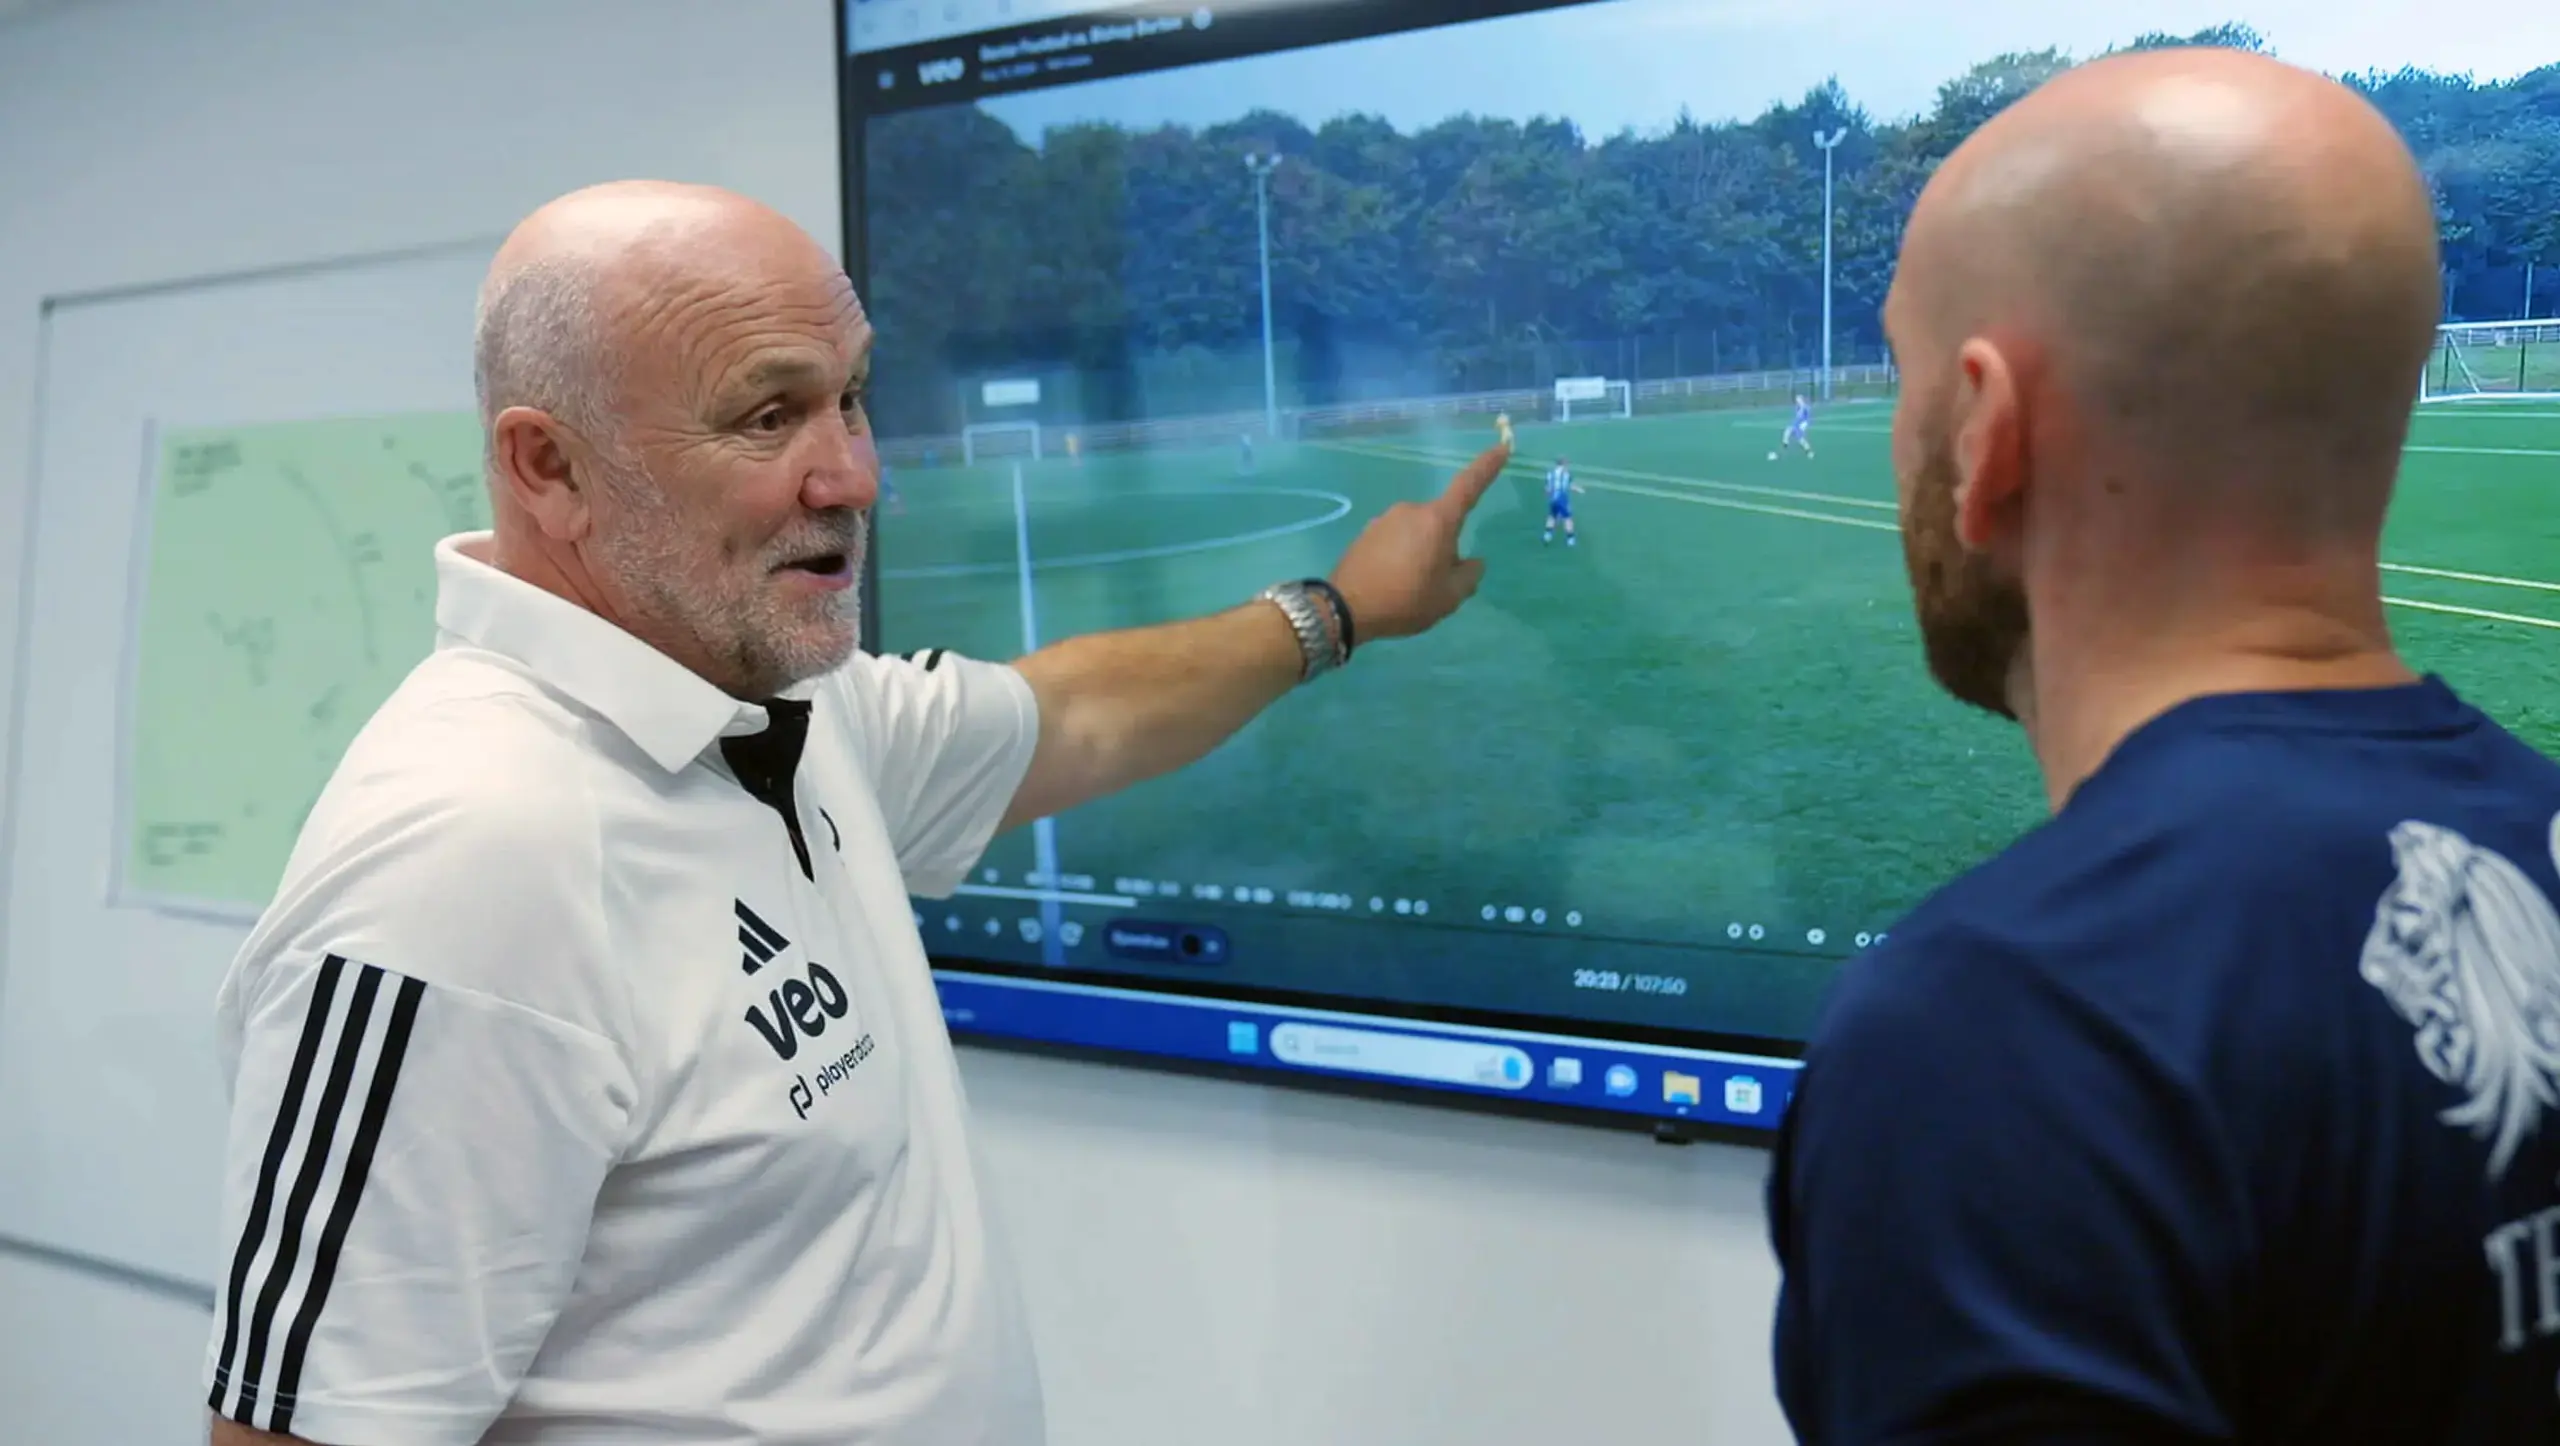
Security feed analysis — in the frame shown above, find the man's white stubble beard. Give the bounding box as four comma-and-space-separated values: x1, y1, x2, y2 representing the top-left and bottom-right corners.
591, 461, 869, 697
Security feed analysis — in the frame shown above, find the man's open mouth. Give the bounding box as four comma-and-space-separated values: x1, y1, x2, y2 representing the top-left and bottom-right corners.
779, 551, 853, 578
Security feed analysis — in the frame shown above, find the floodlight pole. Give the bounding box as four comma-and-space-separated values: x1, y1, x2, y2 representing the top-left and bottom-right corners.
1246, 152, 1283, 439
1814, 127, 1848, 401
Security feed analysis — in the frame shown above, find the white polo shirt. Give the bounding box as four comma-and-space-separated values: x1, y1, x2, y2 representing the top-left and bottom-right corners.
203, 531, 1046, 1445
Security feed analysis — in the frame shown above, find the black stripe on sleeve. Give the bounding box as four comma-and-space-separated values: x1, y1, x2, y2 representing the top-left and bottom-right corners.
231, 963, 383, 1425
210, 954, 346, 1417
267, 973, 425, 1436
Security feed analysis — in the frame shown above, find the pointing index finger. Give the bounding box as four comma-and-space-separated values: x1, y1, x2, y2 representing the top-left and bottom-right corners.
1435, 441, 1514, 520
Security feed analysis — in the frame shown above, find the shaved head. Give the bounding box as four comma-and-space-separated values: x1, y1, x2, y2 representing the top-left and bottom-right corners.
473, 181, 827, 453
1886, 46, 2440, 722
475, 180, 879, 699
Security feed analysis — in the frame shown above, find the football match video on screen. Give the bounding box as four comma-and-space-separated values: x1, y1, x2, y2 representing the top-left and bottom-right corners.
847, 0, 2560, 1057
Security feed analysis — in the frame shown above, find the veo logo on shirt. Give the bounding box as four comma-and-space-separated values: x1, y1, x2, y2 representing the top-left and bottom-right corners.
738, 898, 879, 1120
736, 898, 854, 1061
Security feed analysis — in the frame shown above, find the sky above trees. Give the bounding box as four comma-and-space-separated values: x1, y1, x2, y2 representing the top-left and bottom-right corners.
863, 21, 2560, 435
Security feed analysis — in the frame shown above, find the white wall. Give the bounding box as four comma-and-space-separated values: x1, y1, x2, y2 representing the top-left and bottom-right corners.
0, 2, 1790, 1443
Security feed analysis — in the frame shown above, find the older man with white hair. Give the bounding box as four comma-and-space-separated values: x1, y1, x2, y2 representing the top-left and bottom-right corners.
202, 179, 1508, 1446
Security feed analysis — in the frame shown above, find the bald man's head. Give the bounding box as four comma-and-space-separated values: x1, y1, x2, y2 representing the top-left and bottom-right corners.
475, 180, 880, 699
472, 181, 815, 447
1886, 47, 2441, 716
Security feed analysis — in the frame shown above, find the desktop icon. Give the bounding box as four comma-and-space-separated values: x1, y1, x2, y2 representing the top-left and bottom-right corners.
1603, 1064, 1638, 1098
1663, 1070, 1702, 1107
1548, 1056, 1584, 1089
1227, 1021, 1259, 1055
1724, 1075, 1764, 1114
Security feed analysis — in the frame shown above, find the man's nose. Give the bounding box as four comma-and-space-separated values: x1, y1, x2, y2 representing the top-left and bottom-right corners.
804, 424, 880, 512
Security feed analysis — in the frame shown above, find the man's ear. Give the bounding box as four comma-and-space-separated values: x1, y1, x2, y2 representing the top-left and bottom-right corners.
489, 406, 595, 543
1949, 335, 2027, 553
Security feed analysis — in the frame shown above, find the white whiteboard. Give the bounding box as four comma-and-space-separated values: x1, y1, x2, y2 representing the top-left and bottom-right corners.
0, 238, 496, 1286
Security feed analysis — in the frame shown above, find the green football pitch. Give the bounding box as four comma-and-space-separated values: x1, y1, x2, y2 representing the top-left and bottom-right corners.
875, 396, 2560, 957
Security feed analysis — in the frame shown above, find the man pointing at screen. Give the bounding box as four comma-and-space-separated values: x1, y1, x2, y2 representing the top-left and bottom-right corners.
203, 179, 1506, 1446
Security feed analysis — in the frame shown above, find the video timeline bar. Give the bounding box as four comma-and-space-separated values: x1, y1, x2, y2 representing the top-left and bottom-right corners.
933, 969, 1801, 1129
943, 870, 1889, 958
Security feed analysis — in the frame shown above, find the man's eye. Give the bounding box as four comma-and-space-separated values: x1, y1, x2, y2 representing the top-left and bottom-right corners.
753, 405, 791, 431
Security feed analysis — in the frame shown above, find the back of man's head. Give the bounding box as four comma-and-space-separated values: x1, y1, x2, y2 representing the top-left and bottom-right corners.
1886, 46, 2439, 741
1902, 45, 2441, 542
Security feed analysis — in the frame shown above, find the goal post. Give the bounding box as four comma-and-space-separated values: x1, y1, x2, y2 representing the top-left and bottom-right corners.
1554, 375, 1633, 422
2419, 320, 2560, 403
961, 421, 1042, 463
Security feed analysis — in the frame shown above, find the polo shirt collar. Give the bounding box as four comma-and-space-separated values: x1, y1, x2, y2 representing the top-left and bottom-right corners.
430, 531, 818, 773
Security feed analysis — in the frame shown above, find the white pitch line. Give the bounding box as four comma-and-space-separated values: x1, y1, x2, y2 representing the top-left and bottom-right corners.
1806, 430, 2560, 454
2414, 404, 2560, 418
1312, 438, 2560, 627
1767, 424, 2560, 456
1556, 459, 1897, 512
1326, 436, 1897, 531
882, 486, 1353, 580
2385, 596, 2560, 632
1010, 464, 1066, 967
1734, 420, 1895, 436
1320, 437, 1898, 514
1581, 478, 1902, 532
2381, 561, 2560, 593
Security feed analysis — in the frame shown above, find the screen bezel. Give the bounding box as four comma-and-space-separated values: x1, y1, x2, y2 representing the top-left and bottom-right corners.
833, 0, 1806, 1143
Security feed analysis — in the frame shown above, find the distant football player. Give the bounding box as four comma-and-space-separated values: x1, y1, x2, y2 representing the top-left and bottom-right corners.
1768, 47, 2560, 1446
1542, 456, 1583, 546
1064, 430, 1082, 467
1239, 431, 1256, 475
1778, 392, 1815, 458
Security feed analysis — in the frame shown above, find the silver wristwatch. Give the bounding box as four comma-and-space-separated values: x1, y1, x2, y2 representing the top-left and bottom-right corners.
1260, 579, 1348, 682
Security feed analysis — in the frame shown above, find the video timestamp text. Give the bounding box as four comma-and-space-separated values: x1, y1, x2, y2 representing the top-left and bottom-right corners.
1571, 968, 1689, 997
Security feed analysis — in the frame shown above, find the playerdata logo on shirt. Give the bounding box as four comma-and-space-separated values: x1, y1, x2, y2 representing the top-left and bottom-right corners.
790, 1032, 880, 1121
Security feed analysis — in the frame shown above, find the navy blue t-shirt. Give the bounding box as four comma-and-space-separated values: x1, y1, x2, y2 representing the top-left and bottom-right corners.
1770, 677, 2560, 1443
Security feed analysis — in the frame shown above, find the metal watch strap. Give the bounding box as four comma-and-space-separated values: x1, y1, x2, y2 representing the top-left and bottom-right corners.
1260, 580, 1345, 681
1299, 576, 1355, 658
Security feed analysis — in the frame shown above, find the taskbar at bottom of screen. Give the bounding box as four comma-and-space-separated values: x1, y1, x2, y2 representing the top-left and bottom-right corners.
930, 969, 1801, 1132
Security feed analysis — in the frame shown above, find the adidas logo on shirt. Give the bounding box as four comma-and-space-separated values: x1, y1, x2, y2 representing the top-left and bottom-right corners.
738, 899, 789, 977
735, 899, 853, 1065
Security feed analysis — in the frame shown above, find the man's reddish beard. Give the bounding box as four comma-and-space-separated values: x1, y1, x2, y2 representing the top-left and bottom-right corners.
1900, 427, 2031, 721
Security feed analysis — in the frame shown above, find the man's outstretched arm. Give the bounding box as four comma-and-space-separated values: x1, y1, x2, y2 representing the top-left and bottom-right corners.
999, 443, 1510, 830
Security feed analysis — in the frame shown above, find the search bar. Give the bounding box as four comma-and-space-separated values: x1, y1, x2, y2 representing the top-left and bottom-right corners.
1268, 1023, 1532, 1091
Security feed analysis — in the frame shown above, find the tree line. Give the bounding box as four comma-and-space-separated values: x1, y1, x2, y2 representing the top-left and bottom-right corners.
861, 23, 2560, 436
